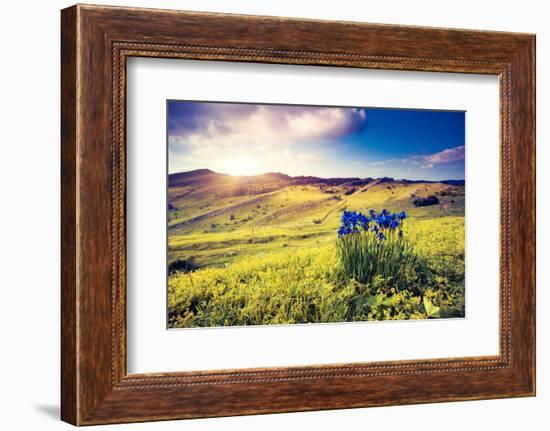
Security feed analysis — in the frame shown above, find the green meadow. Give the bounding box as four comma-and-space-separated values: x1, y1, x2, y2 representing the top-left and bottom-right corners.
167, 169, 465, 328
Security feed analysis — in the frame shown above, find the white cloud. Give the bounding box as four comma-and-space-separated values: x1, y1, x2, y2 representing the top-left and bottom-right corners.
425, 145, 465, 164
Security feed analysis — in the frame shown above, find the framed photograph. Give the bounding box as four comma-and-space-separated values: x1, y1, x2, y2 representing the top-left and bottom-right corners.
61, 4, 536, 425
165, 101, 467, 330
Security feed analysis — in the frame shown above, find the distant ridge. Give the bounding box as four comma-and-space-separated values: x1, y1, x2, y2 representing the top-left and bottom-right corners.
402, 179, 465, 186
440, 179, 465, 186
169, 168, 464, 188
168, 169, 228, 187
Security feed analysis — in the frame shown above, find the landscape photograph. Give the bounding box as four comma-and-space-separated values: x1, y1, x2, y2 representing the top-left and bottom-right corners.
166, 101, 466, 328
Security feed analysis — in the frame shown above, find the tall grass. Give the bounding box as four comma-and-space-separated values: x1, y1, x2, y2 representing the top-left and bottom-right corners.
336, 209, 416, 288
336, 228, 416, 287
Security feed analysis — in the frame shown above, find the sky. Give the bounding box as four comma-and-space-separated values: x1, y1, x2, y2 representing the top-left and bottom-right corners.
167, 101, 465, 181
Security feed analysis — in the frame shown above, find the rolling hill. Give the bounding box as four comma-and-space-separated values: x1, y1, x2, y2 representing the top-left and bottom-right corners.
167, 169, 465, 269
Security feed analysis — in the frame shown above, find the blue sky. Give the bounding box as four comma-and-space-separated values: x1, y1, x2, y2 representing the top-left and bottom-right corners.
168, 101, 465, 181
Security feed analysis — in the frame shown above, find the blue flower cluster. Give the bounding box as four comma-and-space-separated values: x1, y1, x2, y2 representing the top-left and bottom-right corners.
338, 209, 407, 241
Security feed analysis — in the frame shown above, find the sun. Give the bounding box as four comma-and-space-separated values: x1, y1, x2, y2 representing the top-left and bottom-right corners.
226, 157, 261, 176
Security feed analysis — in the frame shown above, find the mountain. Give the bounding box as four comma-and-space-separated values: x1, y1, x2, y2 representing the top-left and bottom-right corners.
441, 179, 465, 186
168, 168, 463, 191
168, 169, 229, 187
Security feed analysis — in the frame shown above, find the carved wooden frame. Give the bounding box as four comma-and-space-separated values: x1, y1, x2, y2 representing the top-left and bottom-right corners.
61, 4, 535, 425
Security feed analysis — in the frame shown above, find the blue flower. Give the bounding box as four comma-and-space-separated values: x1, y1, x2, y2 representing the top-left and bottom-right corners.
337, 208, 408, 239
337, 226, 346, 237
376, 214, 391, 228
357, 213, 369, 230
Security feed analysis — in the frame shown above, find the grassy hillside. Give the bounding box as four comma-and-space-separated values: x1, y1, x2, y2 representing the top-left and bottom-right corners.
167, 169, 465, 328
